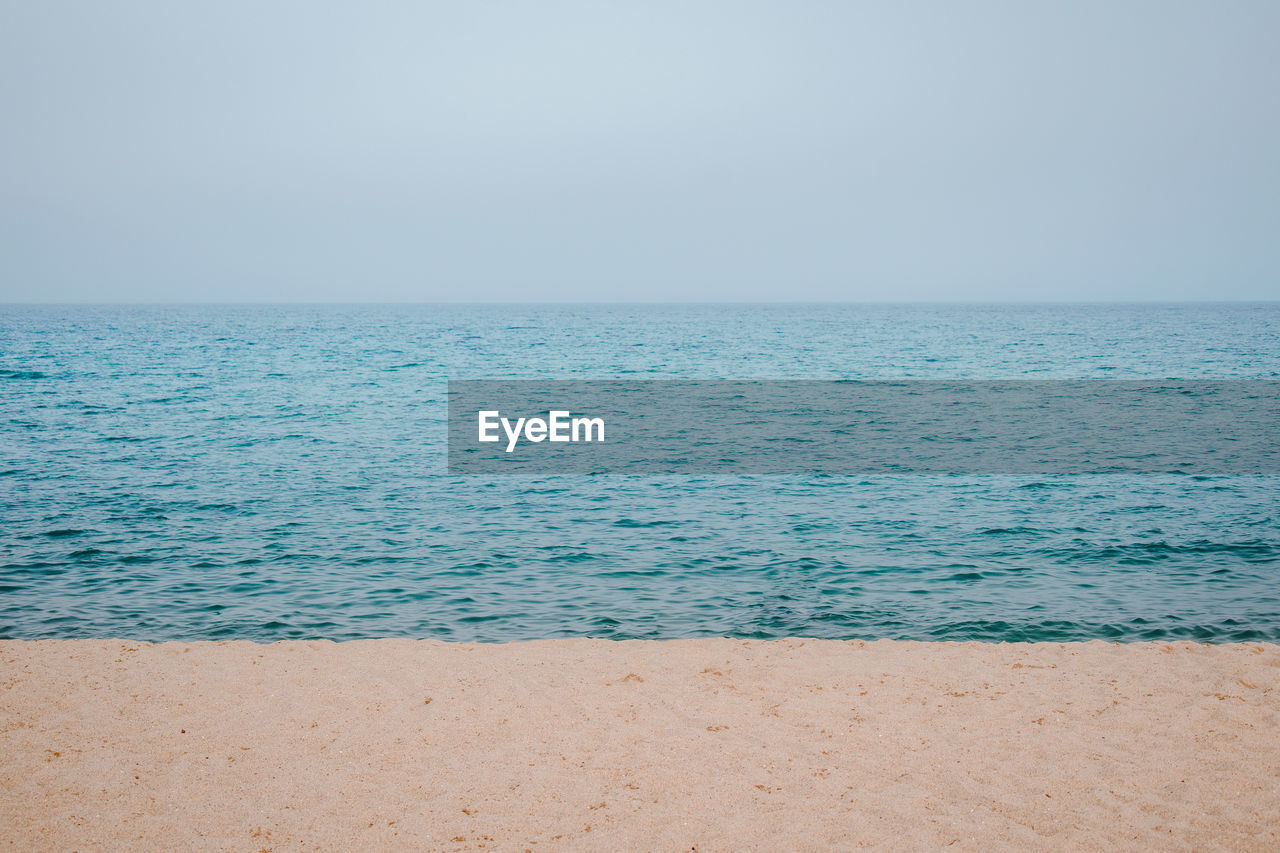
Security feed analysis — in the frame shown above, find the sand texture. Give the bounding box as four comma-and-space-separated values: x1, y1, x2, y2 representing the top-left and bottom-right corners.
2, 638, 1278, 851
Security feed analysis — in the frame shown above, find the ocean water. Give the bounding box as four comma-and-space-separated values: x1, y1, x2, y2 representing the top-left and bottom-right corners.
2, 303, 1278, 643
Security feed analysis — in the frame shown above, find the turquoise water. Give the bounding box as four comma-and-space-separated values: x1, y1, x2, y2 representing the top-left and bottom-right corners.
2, 303, 1278, 642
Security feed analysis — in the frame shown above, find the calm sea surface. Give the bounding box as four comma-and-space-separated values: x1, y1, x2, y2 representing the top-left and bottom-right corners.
2, 304, 1278, 642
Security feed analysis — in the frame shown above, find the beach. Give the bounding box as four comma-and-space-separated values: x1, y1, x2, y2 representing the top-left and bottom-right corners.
5, 0, 1279, 847
3, 638, 1277, 851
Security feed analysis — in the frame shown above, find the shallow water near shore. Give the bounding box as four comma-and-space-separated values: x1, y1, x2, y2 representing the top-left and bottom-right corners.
2, 303, 1278, 642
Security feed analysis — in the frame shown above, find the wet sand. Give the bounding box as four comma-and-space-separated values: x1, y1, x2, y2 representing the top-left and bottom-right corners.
2, 638, 1278, 851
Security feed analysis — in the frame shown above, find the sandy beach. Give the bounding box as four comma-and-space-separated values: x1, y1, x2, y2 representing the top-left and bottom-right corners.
2, 638, 1277, 851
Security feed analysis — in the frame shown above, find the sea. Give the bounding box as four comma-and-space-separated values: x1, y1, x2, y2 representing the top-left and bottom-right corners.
2, 303, 1278, 643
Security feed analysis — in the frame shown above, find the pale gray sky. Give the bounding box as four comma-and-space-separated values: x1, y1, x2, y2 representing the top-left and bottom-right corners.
2, 1, 1277, 302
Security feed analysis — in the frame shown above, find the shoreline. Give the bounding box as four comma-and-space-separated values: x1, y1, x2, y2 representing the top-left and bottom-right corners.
3, 638, 1278, 850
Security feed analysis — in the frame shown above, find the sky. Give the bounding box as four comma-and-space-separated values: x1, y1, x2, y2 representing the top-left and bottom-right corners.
2, 1, 1277, 303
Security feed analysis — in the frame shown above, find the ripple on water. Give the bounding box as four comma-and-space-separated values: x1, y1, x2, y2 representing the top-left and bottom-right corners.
1, 304, 1279, 641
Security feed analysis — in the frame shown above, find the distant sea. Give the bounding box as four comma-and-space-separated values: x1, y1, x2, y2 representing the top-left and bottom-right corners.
2, 304, 1278, 643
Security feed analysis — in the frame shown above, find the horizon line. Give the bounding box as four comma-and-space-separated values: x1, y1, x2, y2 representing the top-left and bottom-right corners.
4, 298, 1279, 307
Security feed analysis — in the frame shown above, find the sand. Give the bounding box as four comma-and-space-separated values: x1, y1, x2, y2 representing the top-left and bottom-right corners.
2, 639, 1277, 851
